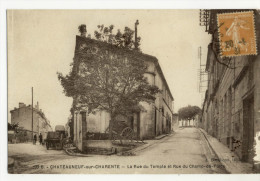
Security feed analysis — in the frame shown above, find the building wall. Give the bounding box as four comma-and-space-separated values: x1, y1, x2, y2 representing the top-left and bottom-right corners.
203, 51, 260, 161
172, 114, 179, 130
10, 104, 52, 141
11, 106, 40, 133
73, 112, 83, 151
202, 10, 260, 164
254, 54, 260, 164
139, 102, 155, 139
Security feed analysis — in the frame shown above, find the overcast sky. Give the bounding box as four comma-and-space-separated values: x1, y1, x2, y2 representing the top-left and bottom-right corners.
8, 10, 211, 128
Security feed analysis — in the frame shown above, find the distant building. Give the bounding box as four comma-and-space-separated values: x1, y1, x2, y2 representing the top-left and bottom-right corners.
10, 102, 52, 142
172, 113, 179, 130
71, 35, 174, 152
193, 114, 200, 127
201, 10, 260, 167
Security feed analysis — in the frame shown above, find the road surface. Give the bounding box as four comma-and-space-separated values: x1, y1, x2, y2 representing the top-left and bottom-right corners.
8, 127, 227, 174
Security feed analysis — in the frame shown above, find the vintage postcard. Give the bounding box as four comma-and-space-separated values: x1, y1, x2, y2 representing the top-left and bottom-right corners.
7, 9, 260, 174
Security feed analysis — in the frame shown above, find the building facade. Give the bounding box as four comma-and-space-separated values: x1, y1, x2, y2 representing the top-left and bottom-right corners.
201, 10, 260, 166
10, 102, 52, 142
71, 35, 174, 152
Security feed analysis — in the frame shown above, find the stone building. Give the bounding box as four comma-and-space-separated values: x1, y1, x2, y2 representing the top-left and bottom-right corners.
10, 102, 52, 142
201, 10, 260, 167
71, 35, 174, 152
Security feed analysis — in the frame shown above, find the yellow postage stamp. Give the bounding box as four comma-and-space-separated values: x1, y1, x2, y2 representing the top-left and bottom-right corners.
217, 11, 257, 57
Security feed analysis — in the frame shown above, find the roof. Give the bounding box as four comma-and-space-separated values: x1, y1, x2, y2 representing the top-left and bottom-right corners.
74, 35, 174, 100
10, 105, 52, 128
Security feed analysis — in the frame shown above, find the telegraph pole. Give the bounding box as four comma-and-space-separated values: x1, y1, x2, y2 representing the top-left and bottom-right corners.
134, 20, 139, 50
32, 87, 33, 143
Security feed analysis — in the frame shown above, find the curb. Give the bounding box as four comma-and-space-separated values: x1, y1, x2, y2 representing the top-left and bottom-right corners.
64, 148, 90, 157
198, 128, 230, 174
198, 128, 255, 174
155, 134, 169, 140
64, 146, 124, 157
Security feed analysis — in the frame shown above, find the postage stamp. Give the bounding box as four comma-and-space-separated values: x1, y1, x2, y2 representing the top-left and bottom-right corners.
217, 11, 257, 57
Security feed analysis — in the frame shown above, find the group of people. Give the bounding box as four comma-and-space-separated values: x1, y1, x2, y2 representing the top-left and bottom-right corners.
33, 133, 43, 145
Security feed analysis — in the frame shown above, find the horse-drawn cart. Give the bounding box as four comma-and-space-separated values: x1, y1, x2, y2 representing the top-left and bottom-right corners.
45, 125, 66, 150
45, 131, 64, 150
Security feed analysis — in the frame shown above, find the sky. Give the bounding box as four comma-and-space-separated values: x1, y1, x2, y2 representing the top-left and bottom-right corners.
7, 10, 211, 128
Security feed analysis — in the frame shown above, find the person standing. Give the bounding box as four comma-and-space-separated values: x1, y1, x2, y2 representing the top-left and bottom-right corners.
33, 134, 37, 145
39, 133, 43, 145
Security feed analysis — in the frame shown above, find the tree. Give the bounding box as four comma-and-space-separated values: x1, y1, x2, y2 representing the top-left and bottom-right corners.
178, 105, 201, 126
57, 38, 159, 139
94, 24, 141, 51
8, 123, 19, 132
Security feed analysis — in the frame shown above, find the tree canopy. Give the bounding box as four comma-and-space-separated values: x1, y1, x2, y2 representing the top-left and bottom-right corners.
93, 24, 141, 51
178, 105, 201, 121
8, 122, 19, 131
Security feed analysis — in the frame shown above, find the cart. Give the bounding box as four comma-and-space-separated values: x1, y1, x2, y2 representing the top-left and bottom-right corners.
107, 120, 134, 145
45, 131, 64, 150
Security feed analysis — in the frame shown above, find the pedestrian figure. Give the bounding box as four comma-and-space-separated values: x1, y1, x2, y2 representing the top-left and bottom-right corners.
33, 134, 37, 145
39, 133, 43, 145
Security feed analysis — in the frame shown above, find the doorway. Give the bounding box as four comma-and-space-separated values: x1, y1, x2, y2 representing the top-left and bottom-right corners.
242, 95, 254, 163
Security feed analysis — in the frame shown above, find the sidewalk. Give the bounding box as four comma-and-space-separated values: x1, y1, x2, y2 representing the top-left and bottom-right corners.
199, 128, 256, 173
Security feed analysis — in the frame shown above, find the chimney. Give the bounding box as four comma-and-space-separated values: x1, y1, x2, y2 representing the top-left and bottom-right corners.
78, 24, 87, 37
35, 102, 39, 110
134, 20, 139, 50
19, 102, 25, 108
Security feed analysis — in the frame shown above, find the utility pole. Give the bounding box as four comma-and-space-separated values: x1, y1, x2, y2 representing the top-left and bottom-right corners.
134, 20, 139, 50
32, 87, 33, 143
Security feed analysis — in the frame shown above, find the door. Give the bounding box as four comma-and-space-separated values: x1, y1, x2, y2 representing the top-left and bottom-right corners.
137, 112, 140, 139
133, 113, 140, 140
242, 95, 254, 163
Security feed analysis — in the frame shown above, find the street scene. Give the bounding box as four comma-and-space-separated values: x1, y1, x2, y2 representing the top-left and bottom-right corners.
9, 128, 228, 174
7, 9, 260, 174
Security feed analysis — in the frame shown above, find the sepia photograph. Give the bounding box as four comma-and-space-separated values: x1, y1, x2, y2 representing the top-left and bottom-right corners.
5, 9, 260, 175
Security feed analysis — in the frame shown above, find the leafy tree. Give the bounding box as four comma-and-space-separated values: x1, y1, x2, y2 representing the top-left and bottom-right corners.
178, 105, 201, 126
57, 41, 159, 139
94, 24, 115, 43
8, 123, 19, 131
94, 24, 141, 51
